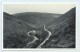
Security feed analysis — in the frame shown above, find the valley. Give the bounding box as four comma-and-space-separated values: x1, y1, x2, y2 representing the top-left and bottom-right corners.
3, 7, 75, 48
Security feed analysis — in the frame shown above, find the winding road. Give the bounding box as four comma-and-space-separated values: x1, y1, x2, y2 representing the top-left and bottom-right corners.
25, 25, 52, 48
24, 30, 38, 48
26, 36, 38, 46
37, 25, 52, 48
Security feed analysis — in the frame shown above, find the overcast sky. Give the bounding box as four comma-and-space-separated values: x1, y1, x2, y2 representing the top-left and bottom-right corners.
3, 4, 75, 14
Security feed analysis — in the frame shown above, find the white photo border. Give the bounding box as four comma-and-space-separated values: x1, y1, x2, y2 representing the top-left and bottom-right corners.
1, 1, 79, 52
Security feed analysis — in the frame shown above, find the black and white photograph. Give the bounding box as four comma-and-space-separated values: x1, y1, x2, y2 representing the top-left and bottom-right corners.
3, 4, 76, 48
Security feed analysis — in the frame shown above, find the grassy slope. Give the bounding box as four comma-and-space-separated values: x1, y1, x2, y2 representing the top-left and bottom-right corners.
13, 12, 61, 27
42, 8, 75, 48
4, 12, 34, 48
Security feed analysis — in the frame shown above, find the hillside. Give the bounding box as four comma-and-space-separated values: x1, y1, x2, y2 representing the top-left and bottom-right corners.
13, 12, 61, 26
42, 7, 75, 48
3, 12, 35, 48
3, 7, 75, 48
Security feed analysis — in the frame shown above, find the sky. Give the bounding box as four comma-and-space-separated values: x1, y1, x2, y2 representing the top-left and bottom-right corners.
3, 4, 75, 14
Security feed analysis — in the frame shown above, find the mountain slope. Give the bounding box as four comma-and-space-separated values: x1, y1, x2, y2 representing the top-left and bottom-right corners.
13, 12, 61, 26
42, 7, 75, 48
46, 8, 75, 29
3, 12, 35, 48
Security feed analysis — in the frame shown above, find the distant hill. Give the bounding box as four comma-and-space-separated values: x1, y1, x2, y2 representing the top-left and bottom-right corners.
13, 12, 61, 26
